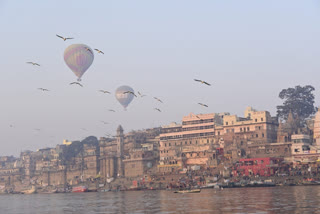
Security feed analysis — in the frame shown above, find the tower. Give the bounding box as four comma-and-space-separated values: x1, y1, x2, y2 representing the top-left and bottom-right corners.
116, 125, 124, 177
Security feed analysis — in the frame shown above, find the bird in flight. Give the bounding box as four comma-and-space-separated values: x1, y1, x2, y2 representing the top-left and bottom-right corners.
56, 34, 74, 41
138, 91, 147, 97
85, 47, 93, 54
153, 97, 163, 103
198, 103, 208, 107
123, 91, 137, 97
194, 79, 211, 86
27, 62, 40, 66
195, 115, 203, 121
154, 108, 161, 112
99, 90, 111, 94
94, 49, 104, 54
70, 82, 83, 87
108, 109, 115, 112
38, 88, 49, 91
100, 121, 109, 125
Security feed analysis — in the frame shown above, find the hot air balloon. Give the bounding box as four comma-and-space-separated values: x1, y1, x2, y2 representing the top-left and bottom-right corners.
64, 44, 94, 81
115, 85, 135, 110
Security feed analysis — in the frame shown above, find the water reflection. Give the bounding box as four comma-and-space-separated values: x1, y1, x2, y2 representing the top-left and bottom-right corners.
1, 187, 320, 213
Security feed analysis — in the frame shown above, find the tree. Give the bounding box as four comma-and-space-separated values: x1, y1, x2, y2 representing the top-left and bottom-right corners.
276, 85, 316, 121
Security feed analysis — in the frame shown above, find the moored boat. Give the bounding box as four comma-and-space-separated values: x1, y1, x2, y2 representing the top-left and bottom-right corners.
174, 189, 201, 193
21, 186, 37, 194
72, 186, 88, 193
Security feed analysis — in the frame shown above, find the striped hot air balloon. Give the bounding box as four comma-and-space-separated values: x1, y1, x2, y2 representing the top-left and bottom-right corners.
115, 85, 135, 110
64, 44, 94, 81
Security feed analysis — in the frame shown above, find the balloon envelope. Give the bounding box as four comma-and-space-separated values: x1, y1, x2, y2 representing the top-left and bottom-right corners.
64, 44, 94, 81
115, 85, 135, 109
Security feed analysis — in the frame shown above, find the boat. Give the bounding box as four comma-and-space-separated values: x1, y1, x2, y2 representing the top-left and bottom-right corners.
174, 189, 201, 193
98, 189, 110, 192
21, 186, 37, 194
40, 188, 58, 194
72, 186, 88, 193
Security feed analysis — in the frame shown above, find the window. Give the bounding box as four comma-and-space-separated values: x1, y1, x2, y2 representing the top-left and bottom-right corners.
262, 133, 264, 137
261, 118, 264, 121
190, 141, 192, 144
169, 143, 171, 146
247, 127, 250, 131
255, 119, 257, 122
261, 160, 264, 164
218, 131, 220, 136
165, 143, 167, 147
196, 141, 198, 145
240, 128, 242, 132
256, 134, 258, 138
232, 129, 234, 133
207, 139, 209, 144
226, 122, 228, 125
258, 126, 261, 130
240, 141, 243, 146
185, 141, 187, 145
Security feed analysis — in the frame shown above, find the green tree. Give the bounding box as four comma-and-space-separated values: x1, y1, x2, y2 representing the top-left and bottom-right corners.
276, 85, 316, 121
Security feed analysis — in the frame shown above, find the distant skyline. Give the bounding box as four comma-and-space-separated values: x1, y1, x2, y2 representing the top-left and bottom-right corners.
1, 1, 320, 156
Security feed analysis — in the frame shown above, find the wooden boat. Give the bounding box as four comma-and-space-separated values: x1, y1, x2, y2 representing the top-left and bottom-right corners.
40, 188, 58, 194
174, 189, 201, 193
72, 186, 88, 193
21, 186, 37, 194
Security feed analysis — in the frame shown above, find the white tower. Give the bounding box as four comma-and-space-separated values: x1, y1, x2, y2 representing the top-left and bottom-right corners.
116, 125, 124, 177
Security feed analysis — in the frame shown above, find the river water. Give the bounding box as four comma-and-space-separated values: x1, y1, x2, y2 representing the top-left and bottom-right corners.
1, 186, 320, 214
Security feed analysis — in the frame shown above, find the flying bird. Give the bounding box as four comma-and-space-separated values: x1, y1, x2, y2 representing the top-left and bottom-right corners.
56, 34, 74, 41
108, 109, 115, 112
94, 49, 104, 54
153, 97, 163, 103
194, 79, 211, 86
99, 90, 111, 94
154, 108, 161, 112
38, 88, 49, 91
198, 103, 208, 107
138, 91, 147, 97
196, 115, 202, 120
123, 91, 137, 97
27, 62, 40, 66
85, 47, 93, 54
70, 82, 83, 87
100, 121, 109, 125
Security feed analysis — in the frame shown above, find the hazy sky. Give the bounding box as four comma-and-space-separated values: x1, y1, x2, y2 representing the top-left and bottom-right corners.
1, 1, 320, 156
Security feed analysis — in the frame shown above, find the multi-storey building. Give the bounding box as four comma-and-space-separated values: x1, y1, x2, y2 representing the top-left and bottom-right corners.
158, 113, 222, 172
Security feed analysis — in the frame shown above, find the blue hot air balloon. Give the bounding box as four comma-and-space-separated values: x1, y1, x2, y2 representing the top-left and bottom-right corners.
64, 44, 94, 81
115, 85, 135, 110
